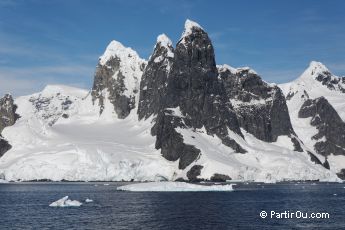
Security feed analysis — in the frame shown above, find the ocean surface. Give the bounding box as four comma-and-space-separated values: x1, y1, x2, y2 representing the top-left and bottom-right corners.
0, 182, 344, 229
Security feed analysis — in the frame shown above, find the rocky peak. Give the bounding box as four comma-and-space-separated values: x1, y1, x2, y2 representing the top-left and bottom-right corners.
91, 40, 146, 118
297, 61, 345, 93
151, 34, 174, 65
176, 19, 216, 70
137, 34, 174, 120
151, 20, 245, 171
306, 61, 330, 76
156, 34, 174, 51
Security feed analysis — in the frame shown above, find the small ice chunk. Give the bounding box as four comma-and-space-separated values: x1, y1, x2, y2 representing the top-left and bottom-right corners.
85, 198, 93, 203
103, 183, 109, 186
117, 182, 234, 192
49, 196, 82, 207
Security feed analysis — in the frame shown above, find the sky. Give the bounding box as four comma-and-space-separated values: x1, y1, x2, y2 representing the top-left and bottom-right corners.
0, 0, 345, 96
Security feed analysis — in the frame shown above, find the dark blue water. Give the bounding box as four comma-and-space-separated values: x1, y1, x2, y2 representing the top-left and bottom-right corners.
0, 182, 344, 229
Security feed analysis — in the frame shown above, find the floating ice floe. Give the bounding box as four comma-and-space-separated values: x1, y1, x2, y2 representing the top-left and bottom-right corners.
117, 182, 234, 192
49, 196, 82, 207
85, 198, 93, 203
0, 179, 8, 183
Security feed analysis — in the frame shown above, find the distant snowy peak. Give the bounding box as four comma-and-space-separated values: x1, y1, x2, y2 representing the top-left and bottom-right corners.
99, 40, 145, 66
285, 61, 345, 94
305, 61, 330, 76
40, 85, 88, 98
280, 61, 345, 118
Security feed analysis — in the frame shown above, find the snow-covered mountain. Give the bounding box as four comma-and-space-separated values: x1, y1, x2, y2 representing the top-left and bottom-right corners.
280, 61, 345, 179
0, 20, 342, 182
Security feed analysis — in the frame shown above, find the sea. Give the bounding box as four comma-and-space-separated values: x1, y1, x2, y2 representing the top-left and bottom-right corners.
0, 182, 344, 229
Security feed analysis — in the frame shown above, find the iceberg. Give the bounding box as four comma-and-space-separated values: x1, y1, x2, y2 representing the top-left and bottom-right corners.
0, 179, 8, 183
85, 198, 93, 203
49, 196, 82, 207
117, 182, 234, 192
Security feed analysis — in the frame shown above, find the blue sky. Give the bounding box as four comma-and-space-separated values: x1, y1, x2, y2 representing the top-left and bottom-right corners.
0, 0, 344, 96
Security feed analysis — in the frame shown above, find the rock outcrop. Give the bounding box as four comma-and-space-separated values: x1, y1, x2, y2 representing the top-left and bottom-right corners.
0, 94, 18, 133
0, 94, 19, 157
218, 65, 295, 142
91, 40, 146, 118
310, 62, 345, 93
299, 97, 345, 156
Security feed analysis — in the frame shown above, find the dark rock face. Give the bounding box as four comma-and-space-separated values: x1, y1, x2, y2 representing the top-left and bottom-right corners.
314, 69, 345, 93
139, 24, 246, 172
186, 165, 203, 181
0, 137, 11, 157
210, 173, 231, 182
307, 151, 329, 169
151, 109, 201, 169
0, 94, 19, 157
92, 58, 143, 118
137, 35, 174, 120
336, 169, 345, 180
0, 94, 19, 133
219, 67, 295, 142
299, 97, 345, 156
164, 24, 245, 152
290, 136, 303, 152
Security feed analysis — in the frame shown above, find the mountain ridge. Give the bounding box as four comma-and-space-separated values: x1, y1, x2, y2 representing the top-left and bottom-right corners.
0, 19, 343, 182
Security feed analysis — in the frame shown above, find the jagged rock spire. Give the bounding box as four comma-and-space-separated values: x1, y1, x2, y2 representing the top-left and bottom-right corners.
137, 34, 174, 120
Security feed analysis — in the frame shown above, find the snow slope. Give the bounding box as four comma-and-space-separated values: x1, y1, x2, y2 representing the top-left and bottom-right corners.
176, 126, 336, 182
0, 84, 337, 182
0, 86, 177, 181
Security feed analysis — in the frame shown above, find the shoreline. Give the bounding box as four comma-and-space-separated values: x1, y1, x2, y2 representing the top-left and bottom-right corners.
1, 179, 342, 184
